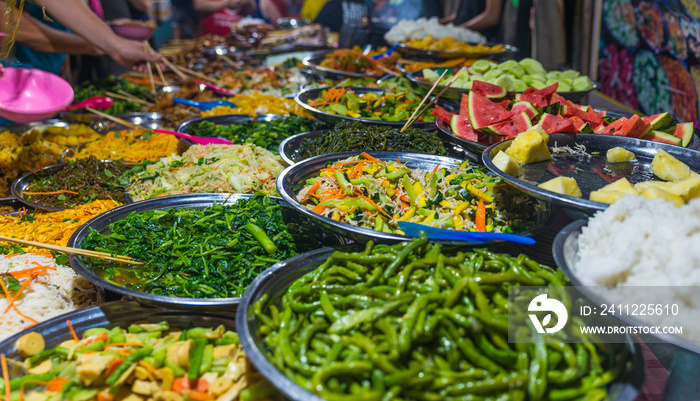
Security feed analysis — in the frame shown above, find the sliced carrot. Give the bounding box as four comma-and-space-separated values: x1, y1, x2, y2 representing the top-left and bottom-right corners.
359, 195, 392, 219
311, 203, 327, 214
306, 180, 323, 198
172, 377, 191, 393
66, 320, 79, 342
195, 378, 209, 392
360, 152, 378, 161
0, 279, 37, 324
3, 277, 33, 314
22, 190, 79, 196
475, 199, 486, 232
1, 354, 9, 401
138, 360, 160, 377
432, 163, 441, 174
349, 162, 363, 179
104, 358, 125, 378
188, 391, 214, 401
97, 391, 114, 401
46, 377, 69, 393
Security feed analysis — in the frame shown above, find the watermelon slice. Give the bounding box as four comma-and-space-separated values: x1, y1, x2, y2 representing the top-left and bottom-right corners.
575, 107, 605, 128
472, 80, 507, 99
642, 112, 676, 133
596, 110, 607, 117
569, 116, 593, 133
511, 101, 538, 119
468, 91, 513, 130
432, 104, 455, 124
619, 114, 651, 138
515, 92, 548, 108
499, 99, 512, 109
550, 93, 566, 105
450, 115, 478, 141
596, 117, 627, 135
460, 93, 470, 115
539, 114, 577, 134
673, 122, 694, 147
645, 130, 682, 146
559, 101, 581, 117
531, 83, 558, 102
482, 112, 533, 136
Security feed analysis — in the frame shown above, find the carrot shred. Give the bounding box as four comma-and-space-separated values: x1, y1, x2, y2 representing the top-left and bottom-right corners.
0, 278, 37, 324
188, 391, 214, 401
138, 360, 160, 377
23, 190, 79, 196
359, 195, 392, 219
306, 180, 323, 197
3, 277, 33, 314
104, 358, 125, 378
97, 391, 114, 401
360, 152, 378, 161
1, 354, 9, 401
432, 163, 441, 174
66, 320, 79, 342
312, 203, 328, 214
46, 377, 69, 393
475, 199, 486, 232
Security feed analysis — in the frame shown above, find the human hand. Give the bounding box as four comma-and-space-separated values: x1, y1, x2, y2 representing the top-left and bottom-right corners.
107, 37, 161, 67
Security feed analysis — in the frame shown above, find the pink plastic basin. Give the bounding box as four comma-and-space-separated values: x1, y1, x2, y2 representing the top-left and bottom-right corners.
0, 67, 74, 123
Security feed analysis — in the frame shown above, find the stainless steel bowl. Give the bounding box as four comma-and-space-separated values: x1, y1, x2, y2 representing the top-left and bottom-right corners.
0, 118, 67, 134
295, 87, 441, 128
237, 244, 646, 401
302, 51, 385, 80
482, 133, 700, 218
0, 301, 236, 371
90, 112, 164, 133
11, 161, 132, 211
177, 114, 284, 134
276, 151, 553, 244
406, 68, 599, 102
277, 130, 327, 165
67, 193, 346, 310
397, 42, 518, 60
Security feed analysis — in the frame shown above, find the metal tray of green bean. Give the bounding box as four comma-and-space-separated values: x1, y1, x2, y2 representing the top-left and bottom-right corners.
67, 193, 346, 310
237, 238, 646, 401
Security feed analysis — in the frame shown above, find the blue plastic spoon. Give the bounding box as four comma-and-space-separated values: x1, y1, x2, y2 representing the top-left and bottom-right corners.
173, 97, 236, 111
371, 44, 400, 60
397, 221, 536, 245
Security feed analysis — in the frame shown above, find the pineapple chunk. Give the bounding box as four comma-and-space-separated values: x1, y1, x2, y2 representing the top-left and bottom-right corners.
505, 128, 552, 164
634, 181, 674, 193
597, 178, 639, 196
590, 190, 637, 204
639, 186, 685, 207
606, 147, 635, 163
651, 149, 691, 181
538, 177, 582, 197
492, 151, 521, 176
665, 175, 700, 201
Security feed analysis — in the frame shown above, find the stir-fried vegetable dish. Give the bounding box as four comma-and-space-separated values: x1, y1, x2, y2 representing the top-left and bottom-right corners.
72, 77, 154, 115
318, 49, 399, 76
0, 130, 63, 197
82, 197, 298, 298
127, 144, 284, 201
202, 93, 312, 118
297, 154, 537, 234
23, 157, 141, 209
306, 87, 436, 122
217, 68, 310, 97
294, 122, 446, 161
254, 237, 631, 400
186, 115, 329, 152
3, 322, 272, 401
42, 124, 102, 147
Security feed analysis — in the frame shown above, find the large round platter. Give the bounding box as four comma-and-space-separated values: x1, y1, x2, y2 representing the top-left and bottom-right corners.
0, 301, 236, 370
397, 42, 518, 60
237, 244, 646, 401
553, 219, 700, 354
67, 193, 345, 310
277, 151, 553, 244
482, 133, 700, 217
90, 112, 164, 133
302, 51, 385, 80
277, 130, 326, 165
406, 68, 599, 103
176, 113, 286, 134
295, 87, 446, 127
11, 161, 132, 212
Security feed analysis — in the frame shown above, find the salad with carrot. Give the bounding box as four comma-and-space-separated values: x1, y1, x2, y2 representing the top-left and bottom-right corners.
1, 321, 272, 401
306, 87, 437, 122
296, 153, 537, 234
318, 49, 399, 76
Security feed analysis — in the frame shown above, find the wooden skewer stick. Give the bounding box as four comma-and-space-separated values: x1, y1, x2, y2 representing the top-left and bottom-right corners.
404, 72, 461, 131
400, 69, 449, 133
105, 91, 153, 106
146, 45, 168, 86
0, 235, 144, 265
217, 53, 238, 67
376, 64, 400, 77
115, 89, 154, 105
160, 57, 188, 82
85, 108, 141, 130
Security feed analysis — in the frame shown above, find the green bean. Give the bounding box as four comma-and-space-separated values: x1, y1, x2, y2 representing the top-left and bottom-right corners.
28, 348, 70, 366
106, 347, 153, 386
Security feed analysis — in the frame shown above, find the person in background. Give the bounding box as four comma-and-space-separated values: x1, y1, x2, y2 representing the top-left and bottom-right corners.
301, 0, 329, 21
441, 0, 504, 41
193, 0, 257, 36
313, 0, 370, 32
172, 0, 199, 39
254, 0, 289, 25
0, 0, 159, 75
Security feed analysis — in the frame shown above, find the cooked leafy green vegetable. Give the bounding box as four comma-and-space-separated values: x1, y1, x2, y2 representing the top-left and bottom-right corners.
23, 157, 142, 209
72, 77, 153, 115
186, 115, 330, 152
81, 196, 298, 298
295, 121, 447, 161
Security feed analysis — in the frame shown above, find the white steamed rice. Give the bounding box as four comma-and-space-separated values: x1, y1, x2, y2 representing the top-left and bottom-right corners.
384, 17, 486, 45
